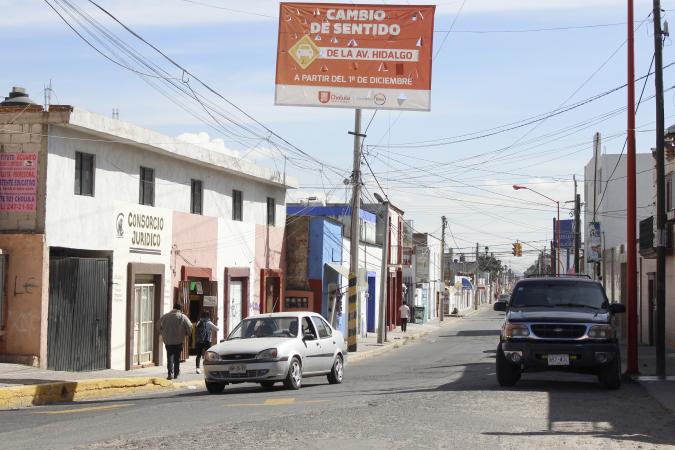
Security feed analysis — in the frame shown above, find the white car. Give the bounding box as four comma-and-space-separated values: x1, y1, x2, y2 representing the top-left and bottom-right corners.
203, 312, 346, 393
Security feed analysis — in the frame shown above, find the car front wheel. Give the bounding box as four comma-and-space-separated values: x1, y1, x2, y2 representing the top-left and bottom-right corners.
205, 381, 225, 394
284, 357, 302, 390
496, 345, 521, 387
327, 354, 344, 384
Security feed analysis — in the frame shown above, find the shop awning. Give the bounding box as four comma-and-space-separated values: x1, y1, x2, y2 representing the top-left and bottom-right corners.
461, 278, 474, 290
325, 262, 350, 278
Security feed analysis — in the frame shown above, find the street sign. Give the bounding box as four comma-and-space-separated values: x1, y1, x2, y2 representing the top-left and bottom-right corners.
275, 3, 436, 111
559, 219, 574, 249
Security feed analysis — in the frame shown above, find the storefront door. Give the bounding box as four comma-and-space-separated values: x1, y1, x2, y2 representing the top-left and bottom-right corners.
229, 280, 243, 330
133, 284, 154, 365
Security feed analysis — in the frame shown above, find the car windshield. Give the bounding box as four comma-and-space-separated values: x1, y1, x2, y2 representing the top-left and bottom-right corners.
510, 282, 608, 309
227, 317, 299, 340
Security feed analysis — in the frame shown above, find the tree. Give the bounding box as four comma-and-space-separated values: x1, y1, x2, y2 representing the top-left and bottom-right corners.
478, 254, 503, 280
524, 251, 551, 276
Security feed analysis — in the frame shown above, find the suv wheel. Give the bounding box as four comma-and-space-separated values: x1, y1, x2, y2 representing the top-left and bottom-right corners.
598, 354, 621, 390
496, 345, 521, 387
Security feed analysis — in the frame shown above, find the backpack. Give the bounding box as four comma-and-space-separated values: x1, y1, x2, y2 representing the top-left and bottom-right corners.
196, 320, 211, 344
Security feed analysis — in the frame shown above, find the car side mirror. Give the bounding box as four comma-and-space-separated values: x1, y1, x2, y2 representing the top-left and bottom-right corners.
609, 303, 626, 314
493, 301, 507, 312
303, 331, 317, 341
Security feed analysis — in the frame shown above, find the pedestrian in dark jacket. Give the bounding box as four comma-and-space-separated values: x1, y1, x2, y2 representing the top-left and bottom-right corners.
195, 310, 219, 374
158, 303, 192, 380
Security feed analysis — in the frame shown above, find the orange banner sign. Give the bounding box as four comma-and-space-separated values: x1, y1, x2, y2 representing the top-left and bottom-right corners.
275, 3, 435, 111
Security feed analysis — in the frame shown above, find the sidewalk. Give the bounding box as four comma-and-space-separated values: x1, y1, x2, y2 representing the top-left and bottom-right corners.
634, 344, 675, 420
0, 307, 485, 410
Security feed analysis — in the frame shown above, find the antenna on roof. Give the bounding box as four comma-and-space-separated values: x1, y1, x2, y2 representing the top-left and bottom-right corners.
44, 80, 52, 110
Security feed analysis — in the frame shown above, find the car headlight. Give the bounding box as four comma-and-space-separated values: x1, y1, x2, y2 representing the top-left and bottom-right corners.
504, 323, 530, 338
204, 351, 220, 361
256, 348, 278, 359
588, 325, 614, 339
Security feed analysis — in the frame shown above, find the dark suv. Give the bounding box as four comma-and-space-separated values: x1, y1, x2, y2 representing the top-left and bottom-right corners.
493, 276, 625, 389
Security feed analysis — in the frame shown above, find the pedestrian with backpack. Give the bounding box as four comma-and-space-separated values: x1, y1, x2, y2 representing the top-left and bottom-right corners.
195, 310, 219, 374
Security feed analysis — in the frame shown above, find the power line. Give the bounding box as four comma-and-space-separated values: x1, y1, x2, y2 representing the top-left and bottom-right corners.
594, 52, 657, 217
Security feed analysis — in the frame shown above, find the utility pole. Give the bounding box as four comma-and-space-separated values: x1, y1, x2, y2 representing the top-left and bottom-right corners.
574, 175, 581, 274
440, 216, 447, 321
376, 199, 389, 344
592, 132, 601, 280
652, 0, 667, 379
474, 242, 479, 310
626, 0, 639, 377
348, 108, 363, 353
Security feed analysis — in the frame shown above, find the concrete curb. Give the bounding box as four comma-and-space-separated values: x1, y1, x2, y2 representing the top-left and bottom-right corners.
348, 307, 491, 364
0, 376, 203, 410
348, 329, 432, 364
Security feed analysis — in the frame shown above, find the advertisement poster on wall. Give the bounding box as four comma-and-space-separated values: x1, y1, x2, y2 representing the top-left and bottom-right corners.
0, 152, 37, 212
275, 3, 436, 110
587, 221, 601, 263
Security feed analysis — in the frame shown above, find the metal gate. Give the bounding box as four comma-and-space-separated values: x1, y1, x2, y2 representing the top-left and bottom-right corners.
47, 257, 110, 371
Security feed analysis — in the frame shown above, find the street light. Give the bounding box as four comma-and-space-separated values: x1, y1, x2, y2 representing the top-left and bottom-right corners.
513, 184, 561, 275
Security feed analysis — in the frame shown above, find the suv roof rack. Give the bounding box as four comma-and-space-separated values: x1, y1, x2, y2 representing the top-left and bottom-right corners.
524, 273, 592, 279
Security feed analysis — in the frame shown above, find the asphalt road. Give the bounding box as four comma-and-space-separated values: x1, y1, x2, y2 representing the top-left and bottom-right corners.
2, 308, 675, 449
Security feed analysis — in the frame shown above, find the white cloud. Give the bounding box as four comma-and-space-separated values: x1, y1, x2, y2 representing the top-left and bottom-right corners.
176, 131, 243, 158
175, 131, 286, 166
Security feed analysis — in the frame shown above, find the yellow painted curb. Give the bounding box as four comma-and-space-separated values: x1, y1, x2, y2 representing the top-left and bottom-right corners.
0, 376, 200, 410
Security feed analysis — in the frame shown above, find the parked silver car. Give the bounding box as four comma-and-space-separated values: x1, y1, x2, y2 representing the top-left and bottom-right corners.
203, 312, 346, 393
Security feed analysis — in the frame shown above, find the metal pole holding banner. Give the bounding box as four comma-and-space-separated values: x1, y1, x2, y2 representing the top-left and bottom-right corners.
652, 0, 667, 379
377, 201, 390, 344
348, 108, 363, 353
440, 216, 446, 321
626, 0, 639, 377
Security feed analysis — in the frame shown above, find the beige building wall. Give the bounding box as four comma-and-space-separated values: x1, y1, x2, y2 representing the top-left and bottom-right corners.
0, 234, 48, 366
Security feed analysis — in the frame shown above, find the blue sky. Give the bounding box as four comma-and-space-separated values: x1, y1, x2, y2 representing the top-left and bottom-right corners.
1, 0, 670, 271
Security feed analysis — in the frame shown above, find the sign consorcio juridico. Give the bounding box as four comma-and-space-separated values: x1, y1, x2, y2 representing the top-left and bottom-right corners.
115, 208, 167, 255
275, 3, 435, 111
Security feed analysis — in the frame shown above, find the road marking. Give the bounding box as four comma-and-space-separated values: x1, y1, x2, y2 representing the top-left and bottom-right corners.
34, 403, 133, 415
264, 398, 296, 406
224, 398, 328, 408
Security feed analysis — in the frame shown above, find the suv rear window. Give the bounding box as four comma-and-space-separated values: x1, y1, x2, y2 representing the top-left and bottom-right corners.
511, 281, 608, 309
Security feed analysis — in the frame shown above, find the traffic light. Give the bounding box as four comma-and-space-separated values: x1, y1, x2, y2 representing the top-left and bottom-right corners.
512, 243, 518, 256
516, 242, 523, 257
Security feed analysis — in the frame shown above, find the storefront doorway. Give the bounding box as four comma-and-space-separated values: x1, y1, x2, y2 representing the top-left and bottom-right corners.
224, 267, 249, 335
47, 250, 112, 372
133, 282, 154, 365
126, 263, 164, 370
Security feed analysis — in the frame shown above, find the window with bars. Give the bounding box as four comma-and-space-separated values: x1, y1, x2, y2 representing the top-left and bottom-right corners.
74, 152, 95, 196
139, 166, 155, 206
267, 197, 275, 226
191, 179, 203, 215
232, 189, 243, 221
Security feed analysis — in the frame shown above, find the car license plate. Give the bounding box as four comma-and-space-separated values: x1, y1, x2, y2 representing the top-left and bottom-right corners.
547, 354, 570, 366
229, 364, 246, 374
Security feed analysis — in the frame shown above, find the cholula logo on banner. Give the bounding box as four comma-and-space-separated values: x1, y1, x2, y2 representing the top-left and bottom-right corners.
318, 91, 330, 103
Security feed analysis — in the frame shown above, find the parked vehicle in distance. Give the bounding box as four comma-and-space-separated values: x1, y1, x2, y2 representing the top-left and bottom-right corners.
493, 276, 625, 389
498, 294, 511, 305
203, 312, 346, 394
